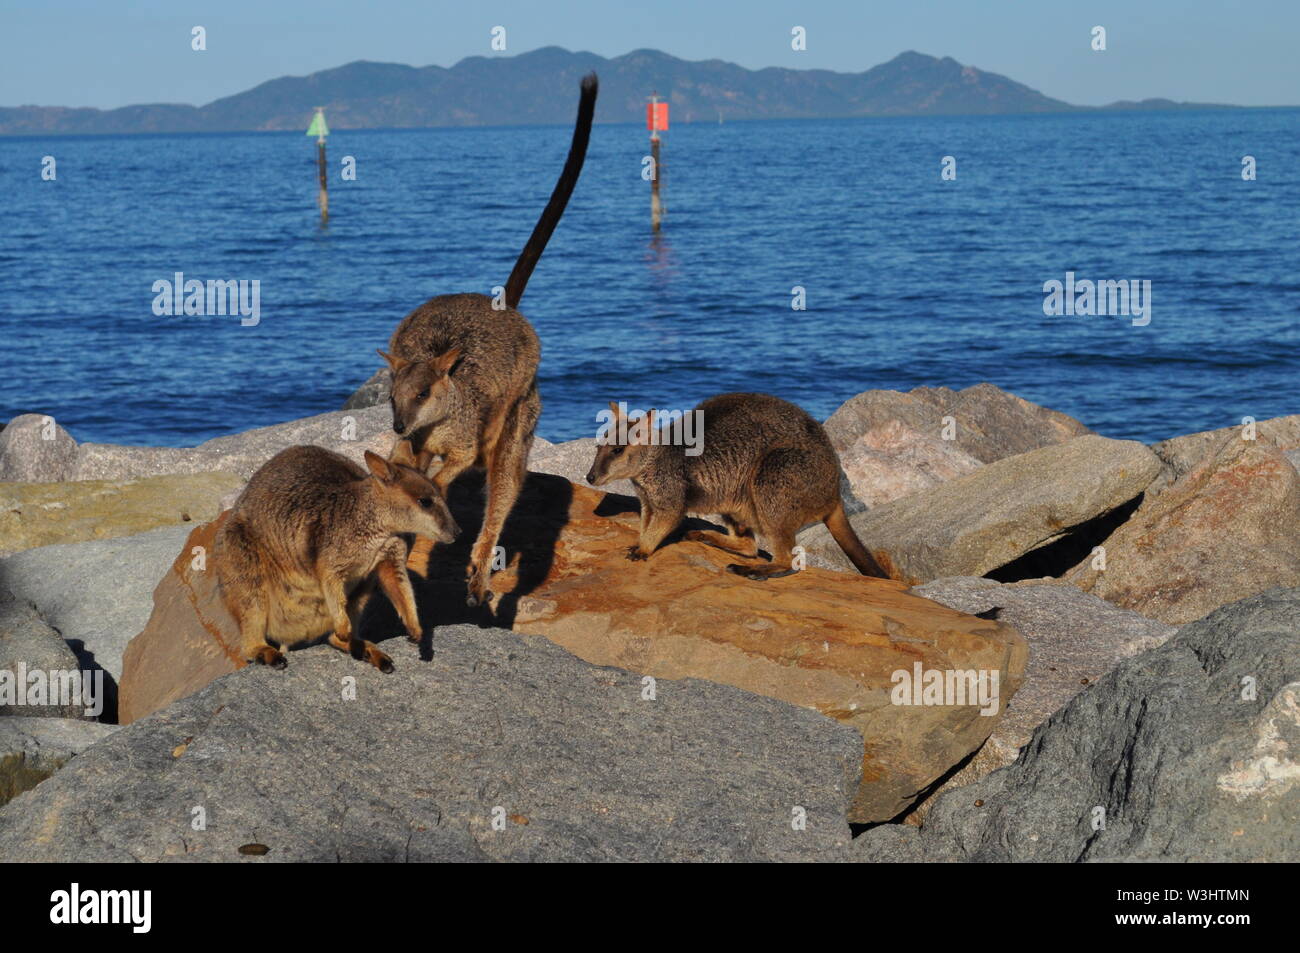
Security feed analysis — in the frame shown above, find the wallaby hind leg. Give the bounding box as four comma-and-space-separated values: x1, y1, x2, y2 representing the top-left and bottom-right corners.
727, 520, 800, 580
727, 450, 808, 580
320, 567, 394, 673
466, 386, 539, 607
236, 598, 284, 667
219, 523, 286, 668
685, 514, 759, 558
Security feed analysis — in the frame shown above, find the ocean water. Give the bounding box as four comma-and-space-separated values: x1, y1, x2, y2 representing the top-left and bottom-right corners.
1, 108, 1297, 447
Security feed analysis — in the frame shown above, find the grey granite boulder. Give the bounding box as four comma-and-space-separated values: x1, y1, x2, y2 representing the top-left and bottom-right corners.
0, 525, 192, 686
73, 406, 396, 482
528, 436, 635, 497
1148, 414, 1300, 494
851, 587, 1300, 862
904, 576, 1177, 818
0, 596, 87, 719
0, 414, 78, 482
824, 383, 1091, 467
0, 626, 862, 862
0, 717, 117, 806
1065, 434, 1300, 625
341, 367, 390, 410
799, 435, 1162, 583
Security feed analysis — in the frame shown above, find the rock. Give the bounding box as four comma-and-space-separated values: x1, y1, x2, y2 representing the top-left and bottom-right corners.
1288, 448, 1300, 473
1064, 434, 1300, 625
904, 576, 1176, 816
0, 414, 78, 482
837, 420, 984, 507
850, 587, 1300, 861
799, 435, 1162, 584
118, 473, 1027, 824
0, 596, 86, 719
0, 472, 242, 556
70, 406, 397, 482
528, 436, 635, 497
1149, 414, 1300, 494
824, 383, 1091, 467
0, 526, 192, 698
1, 627, 862, 862
0, 717, 117, 806
341, 367, 390, 410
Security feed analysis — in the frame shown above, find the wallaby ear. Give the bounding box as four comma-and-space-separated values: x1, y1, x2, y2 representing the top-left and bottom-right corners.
431, 346, 463, 376
631, 410, 656, 445
608, 400, 623, 420
388, 440, 418, 469
364, 449, 395, 481
377, 349, 409, 373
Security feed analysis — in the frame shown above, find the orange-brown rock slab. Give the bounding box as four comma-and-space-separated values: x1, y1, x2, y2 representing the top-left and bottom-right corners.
117, 512, 245, 725
119, 473, 1027, 823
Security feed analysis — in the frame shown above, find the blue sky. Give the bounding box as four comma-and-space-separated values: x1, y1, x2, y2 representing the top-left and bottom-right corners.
2, 0, 1296, 109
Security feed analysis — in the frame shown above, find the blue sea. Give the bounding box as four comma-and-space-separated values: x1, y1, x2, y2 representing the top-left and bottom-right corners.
2, 108, 1297, 447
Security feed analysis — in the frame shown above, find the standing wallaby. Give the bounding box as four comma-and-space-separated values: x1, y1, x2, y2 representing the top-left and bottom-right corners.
377, 72, 598, 609
214, 445, 460, 672
585, 393, 886, 580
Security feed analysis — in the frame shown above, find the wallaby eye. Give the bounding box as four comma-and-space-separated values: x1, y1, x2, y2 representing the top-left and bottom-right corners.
418, 497, 433, 510
610, 445, 624, 457
417, 390, 429, 400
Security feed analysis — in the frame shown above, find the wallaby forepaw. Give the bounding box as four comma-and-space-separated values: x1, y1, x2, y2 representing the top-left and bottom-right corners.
625, 546, 648, 562
376, 655, 395, 674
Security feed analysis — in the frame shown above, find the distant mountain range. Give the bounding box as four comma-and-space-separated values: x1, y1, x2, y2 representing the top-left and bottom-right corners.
0, 47, 1246, 136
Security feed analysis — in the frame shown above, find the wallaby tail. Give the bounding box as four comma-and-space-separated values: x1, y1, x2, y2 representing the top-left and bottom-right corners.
503, 72, 599, 309
824, 502, 888, 578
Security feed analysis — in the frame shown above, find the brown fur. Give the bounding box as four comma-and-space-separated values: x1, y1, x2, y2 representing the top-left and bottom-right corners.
213, 446, 460, 671
585, 393, 886, 579
379, 73, 598, 609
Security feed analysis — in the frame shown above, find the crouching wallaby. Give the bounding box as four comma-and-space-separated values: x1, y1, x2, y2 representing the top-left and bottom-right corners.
585, 393, 886, 580
377, 72, 599, 609
214, 446, 460, 672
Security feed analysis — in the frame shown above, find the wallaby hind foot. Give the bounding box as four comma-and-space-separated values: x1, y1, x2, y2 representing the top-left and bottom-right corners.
727, 563, 798, 581
248, 645, 287, 668
326, 631, 395, 673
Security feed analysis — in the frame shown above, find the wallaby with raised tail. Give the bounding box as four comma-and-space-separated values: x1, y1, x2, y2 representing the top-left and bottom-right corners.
378, 72, 598, 609
214, 445, 460, 672
585, 393, 886, 580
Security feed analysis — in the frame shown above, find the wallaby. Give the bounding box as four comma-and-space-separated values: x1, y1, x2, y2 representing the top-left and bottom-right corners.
214, 445, 460, 672
377, 72, 598, 609
585, 393, 886, 580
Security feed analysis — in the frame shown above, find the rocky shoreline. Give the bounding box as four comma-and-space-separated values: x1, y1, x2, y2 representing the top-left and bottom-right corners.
0, 381, 1296, 861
